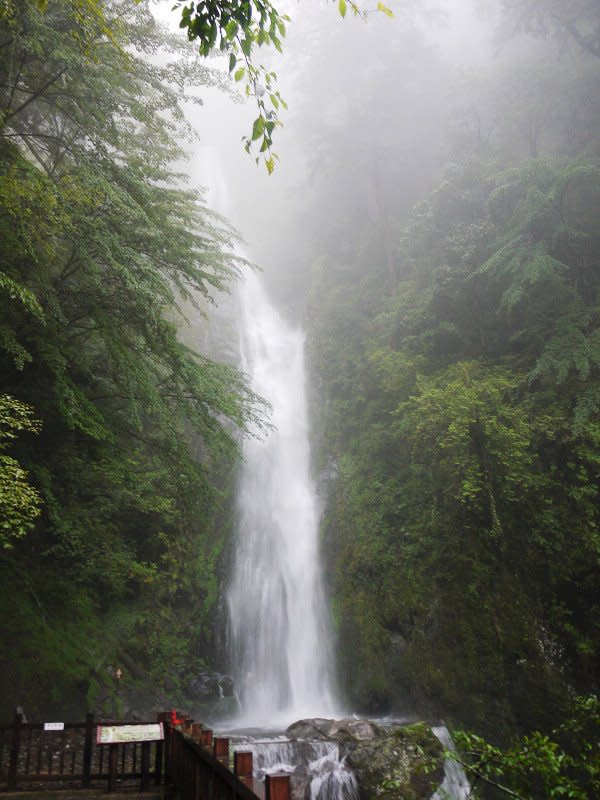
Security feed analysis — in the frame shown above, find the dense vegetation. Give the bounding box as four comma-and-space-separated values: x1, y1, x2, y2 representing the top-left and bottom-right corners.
311, 155, 600, 732
255, 0, 600, 775
0, 0, 259, 716
1, 0, 599, 795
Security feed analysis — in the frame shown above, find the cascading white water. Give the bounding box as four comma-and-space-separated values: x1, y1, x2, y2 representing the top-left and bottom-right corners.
200, 159, 469, 800
431, 727, 471, 800
226, 270, 336, 725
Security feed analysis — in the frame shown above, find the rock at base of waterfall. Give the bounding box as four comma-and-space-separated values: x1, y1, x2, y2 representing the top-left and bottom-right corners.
286, 719, 444, 800
287, 718, 379, 742
342, 723, 444, 800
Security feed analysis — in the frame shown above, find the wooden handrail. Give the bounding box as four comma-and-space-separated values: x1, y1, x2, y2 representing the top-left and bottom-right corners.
167, 723, 290, 800
0, 711, 291, 800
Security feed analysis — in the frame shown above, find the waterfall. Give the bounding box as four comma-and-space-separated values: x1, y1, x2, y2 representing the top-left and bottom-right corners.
226, 270, 336, 726
431, 727, 471, 800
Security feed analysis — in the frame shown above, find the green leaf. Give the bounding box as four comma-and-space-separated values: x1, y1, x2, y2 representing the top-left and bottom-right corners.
228, 53, 237, 72
225, 20, 238, 40
376, 2, 394, 17
234, 66, 245, 81
252, 116, 265, 141
339, 0, 347, 18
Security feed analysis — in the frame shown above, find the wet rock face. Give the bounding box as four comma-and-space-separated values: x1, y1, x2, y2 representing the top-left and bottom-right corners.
286, 719, 443, 800
186, 671, 235, 700
287, 718, 345, 741
341, 723, 444, 800
286, 718, 379, 742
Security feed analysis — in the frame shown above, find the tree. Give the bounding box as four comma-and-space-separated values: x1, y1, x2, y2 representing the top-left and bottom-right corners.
0, 395, 41, 548
0, 0, 263, 712
500, 0, 600, 59
8, 0, 393, 171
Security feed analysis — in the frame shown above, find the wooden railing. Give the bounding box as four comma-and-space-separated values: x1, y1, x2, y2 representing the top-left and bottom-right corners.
0, 711, 291, 800
164, 715, 290, 800
0, 713, 162, 791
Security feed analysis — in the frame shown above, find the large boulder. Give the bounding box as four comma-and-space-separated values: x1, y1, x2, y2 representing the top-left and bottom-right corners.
340, 723, 444, 800
287, 718, 341, 740
286, 718, 444, 800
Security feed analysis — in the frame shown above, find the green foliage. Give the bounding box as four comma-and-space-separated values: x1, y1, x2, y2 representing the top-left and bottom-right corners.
307, 154, 600, 734
0, 395, 42, 547
0, 0, 260, 715
173, 0, 391, 171
452, 695, 600, 799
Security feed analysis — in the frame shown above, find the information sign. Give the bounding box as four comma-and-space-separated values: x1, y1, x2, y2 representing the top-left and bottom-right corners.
96, 722, 164, 744
43, 722, 65, 731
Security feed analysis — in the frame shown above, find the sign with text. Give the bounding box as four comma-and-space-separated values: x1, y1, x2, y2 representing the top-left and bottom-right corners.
43, 722, 65, 731
96, 722, 164, 744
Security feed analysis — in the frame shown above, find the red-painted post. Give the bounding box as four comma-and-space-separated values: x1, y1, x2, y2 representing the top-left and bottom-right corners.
266, 773, 291, 800
213, 737, 229, 760
200, 728, 213, 748
234, 751, 253, 778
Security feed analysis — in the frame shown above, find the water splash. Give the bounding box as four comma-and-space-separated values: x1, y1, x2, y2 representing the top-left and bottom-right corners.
309, 753, 359, 800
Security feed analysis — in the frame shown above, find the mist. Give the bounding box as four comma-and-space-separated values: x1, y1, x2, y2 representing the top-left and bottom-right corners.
1, 0, 599, 794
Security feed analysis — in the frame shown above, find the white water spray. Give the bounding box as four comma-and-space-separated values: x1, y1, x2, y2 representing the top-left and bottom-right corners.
226, 269, 336, 725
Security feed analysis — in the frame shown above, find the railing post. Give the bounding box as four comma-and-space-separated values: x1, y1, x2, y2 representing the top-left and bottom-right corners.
213, 737, 229, 760
107, 743, 118, 793
266, 773, 291, 800
234, 751, 253, 778
155, 713, 165, 785
8, 712, 22, 790
200, 728, 213, 748
140, 741, 151, 791
83, 711, 94, 787
162, 715, 172, 784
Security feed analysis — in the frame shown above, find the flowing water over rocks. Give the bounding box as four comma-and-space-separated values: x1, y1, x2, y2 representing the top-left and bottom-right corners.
224, 718, 469, 800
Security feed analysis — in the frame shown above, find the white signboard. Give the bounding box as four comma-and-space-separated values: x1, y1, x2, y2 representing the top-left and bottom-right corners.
96, 723, 164, 744
44, 722, 65, 731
